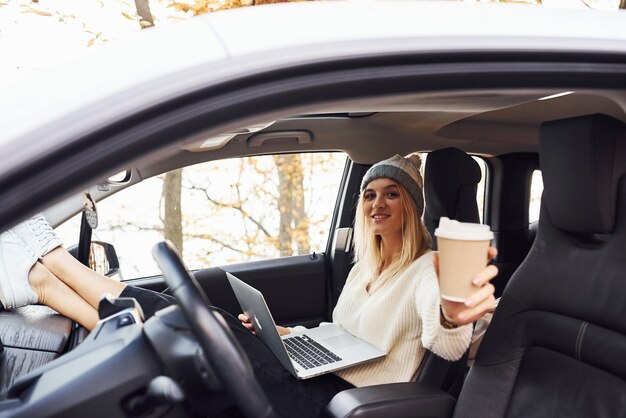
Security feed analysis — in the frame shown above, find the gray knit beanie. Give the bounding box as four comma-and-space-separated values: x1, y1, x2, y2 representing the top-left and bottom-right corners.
360, 154, 424, 216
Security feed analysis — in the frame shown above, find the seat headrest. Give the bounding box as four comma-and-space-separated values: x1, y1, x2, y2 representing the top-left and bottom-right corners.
540, 114, 626, 234
424, 147, 481, 223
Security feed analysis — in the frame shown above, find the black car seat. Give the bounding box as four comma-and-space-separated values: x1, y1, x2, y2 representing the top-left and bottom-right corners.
454, 113, 626, 417
489, 152, 540, 299
414, 148, 482, 396
424, 147, 482, 249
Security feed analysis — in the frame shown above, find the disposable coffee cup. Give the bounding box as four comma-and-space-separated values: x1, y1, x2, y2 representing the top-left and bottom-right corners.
434, 217, 494, 302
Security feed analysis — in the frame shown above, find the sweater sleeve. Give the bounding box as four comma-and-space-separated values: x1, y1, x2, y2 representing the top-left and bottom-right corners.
287, 325, 307, 333
287, 320, 335, 334
415, 258, 473, 361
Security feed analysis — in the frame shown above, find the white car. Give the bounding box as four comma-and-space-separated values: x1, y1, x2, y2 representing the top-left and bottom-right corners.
0, 2, 624, 417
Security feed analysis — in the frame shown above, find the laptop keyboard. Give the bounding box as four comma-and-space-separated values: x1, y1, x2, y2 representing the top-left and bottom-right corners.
284, 334, 342, 370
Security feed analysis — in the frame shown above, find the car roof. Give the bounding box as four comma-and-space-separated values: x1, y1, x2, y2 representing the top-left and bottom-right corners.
2, 2, 626, 150
1, 1, 626, 227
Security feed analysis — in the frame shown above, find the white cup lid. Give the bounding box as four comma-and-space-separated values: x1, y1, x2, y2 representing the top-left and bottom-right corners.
434, 217, 494, 241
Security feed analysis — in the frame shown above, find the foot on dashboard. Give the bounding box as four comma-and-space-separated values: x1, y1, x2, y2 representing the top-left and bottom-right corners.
11, 214, 63, 261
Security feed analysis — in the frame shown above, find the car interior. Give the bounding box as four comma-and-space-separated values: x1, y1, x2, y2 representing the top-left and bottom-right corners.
0, 83, 625, 417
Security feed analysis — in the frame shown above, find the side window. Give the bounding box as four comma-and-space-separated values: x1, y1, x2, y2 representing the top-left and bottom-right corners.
56, 153, 347, 280
529, 170, 543, 223
473, 156, 487, 223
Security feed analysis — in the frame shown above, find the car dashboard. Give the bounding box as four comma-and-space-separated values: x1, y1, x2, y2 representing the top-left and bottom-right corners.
0, 303, 219, 418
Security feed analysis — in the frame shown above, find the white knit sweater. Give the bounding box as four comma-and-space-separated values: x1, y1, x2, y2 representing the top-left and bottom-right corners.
331, 251, 473, 387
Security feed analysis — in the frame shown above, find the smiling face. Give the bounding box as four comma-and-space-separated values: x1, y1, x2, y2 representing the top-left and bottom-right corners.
362, 178, 404, 241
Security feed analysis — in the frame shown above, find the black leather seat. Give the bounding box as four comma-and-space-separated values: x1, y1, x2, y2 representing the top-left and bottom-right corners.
454, 113, 626, 417
424, 147, 482, 249
414, 148, 482, 395
328, 114, 626, 418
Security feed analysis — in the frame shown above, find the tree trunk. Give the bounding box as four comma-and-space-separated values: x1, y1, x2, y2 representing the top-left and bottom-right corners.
274, 155, 310, 256
276, 155, 293, 256
134, 0, 154, 28
162, 169, 183, 254
290, 156, 309, 254
140, 0, 182, 255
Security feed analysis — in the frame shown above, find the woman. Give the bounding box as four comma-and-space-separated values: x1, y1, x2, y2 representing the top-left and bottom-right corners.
0, 154, 496, 417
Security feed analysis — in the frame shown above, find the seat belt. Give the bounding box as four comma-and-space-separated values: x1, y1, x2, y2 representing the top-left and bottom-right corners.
77, 192, 98, 267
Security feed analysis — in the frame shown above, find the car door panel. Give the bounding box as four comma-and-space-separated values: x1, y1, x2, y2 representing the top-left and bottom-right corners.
195, 254, 328, 328
128, 254, 329, 329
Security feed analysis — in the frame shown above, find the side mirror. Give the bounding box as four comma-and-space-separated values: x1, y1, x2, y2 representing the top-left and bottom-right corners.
67, 241, 120, 277
90, 241, 120, 277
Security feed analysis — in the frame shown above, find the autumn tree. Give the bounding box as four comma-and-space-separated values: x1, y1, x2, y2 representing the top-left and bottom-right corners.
131, 0, 185, 254
162, 168, 183, 253
179, 154, 339, 266
275, 154, 309, 256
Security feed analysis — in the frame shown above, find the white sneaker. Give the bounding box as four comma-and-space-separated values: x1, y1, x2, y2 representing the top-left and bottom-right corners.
0, 230, 39, 309
11, 214, 63, 261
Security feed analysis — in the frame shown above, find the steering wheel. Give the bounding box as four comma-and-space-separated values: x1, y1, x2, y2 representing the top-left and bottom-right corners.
152, 241, 278, 418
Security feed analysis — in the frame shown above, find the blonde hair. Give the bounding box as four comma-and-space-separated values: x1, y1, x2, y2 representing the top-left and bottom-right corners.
353, 180, 432, 291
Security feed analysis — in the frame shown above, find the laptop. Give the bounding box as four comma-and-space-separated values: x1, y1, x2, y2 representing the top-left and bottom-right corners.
226, 272, 386, 379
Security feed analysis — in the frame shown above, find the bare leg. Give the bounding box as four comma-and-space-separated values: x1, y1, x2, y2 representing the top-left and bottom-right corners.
28, 262, 99, 330
39, 247, 126, 310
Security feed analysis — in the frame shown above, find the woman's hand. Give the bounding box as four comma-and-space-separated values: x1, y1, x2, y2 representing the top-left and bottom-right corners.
238, 313, 291, 336
238, 313, 257, 334
433, 247, 498, 326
